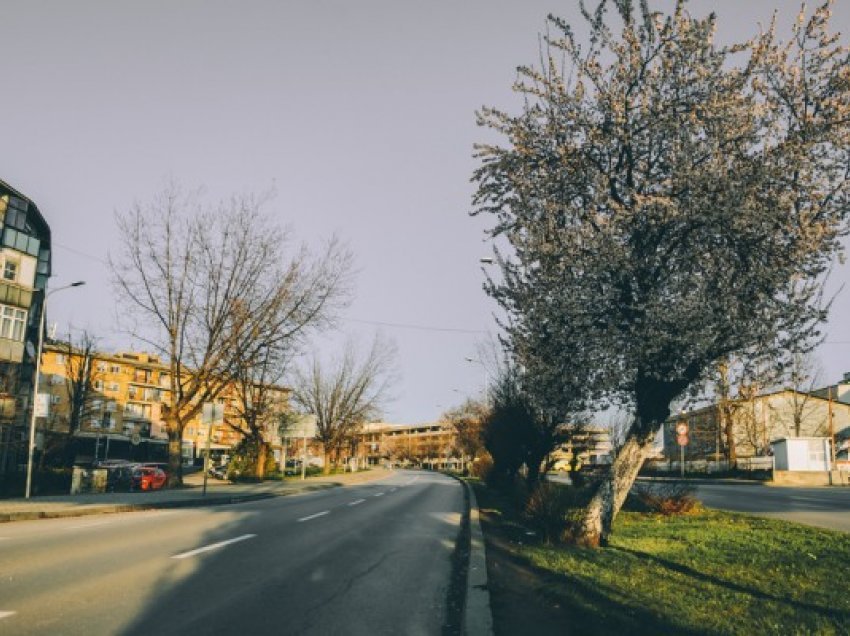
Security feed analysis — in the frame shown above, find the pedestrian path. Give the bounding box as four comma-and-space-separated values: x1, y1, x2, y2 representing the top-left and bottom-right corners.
0, 468, 390, 522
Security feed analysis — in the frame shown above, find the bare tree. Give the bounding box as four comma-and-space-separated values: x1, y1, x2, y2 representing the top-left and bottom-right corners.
441, 398, 488, 474
224, 349, 289, 481
111, 185, 351, 485
291, 335, 395, 474
473, 2, 850, 545
781, 351, 825, 438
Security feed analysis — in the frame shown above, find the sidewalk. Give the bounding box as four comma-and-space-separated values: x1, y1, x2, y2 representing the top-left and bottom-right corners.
0, 467, 391, 523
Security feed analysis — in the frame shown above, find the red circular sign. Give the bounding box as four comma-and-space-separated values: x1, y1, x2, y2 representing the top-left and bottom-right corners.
675, 423, 689, 436
677, 434, 689, 446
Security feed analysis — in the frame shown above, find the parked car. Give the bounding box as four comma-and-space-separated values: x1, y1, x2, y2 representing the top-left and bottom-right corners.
137, 462, 170, 480
208, 463, 230, 480
99, 462, 137, 492
131, 466, 167, 491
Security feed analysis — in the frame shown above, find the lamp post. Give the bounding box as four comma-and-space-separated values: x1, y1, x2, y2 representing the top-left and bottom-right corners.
25, 281, 85, 499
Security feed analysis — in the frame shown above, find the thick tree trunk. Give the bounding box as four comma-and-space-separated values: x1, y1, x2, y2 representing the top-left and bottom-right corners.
166, 419, 183, 487
576, 432, 655, 547
255, 440, 268, 481
323, 447, 332, 475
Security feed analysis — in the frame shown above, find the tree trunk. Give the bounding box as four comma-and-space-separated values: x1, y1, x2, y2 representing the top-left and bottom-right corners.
576, 432, 654, 547
166, 419, 183, 487
323, 447, 332, 475
255, 440, 268, 481
724, 407, 737, 469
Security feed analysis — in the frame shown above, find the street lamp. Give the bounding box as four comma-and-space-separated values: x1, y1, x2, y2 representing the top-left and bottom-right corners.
25, 281, 85, 499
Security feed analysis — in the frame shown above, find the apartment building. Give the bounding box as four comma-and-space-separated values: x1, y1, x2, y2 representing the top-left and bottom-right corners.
663, 388, 850, 462
38, 342, 288, 466
355, 422, 460, 469
0, 180, 51, 473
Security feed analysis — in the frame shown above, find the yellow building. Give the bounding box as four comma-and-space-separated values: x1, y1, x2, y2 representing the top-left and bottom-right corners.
38, 342, 288, 466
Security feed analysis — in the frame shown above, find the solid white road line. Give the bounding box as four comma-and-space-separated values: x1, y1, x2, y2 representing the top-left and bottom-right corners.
69, 520, 112, 530
0, 611, 17, 619
348, 499, 366, 506
374, 492, 385, 497
298, 511, 329, 522
171, 534, 257, 560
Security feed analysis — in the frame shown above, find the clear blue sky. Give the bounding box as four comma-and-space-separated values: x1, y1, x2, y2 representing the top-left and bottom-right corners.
3, 1, 849, 422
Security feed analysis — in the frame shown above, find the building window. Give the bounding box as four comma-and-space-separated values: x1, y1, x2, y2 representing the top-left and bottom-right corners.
110, 364, 121, 374
93, 380, 104, 391
105, 401, 117, 412
55, 353, 65, 365
0, 304, 26, 341
3, 259, 17, 282
1, 228, 40, 257
108, 382, 120, 392
96, 361, 107, 372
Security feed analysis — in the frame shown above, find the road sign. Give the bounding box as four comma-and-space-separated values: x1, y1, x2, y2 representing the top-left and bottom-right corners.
675, 422, 688, 436
677, 434, 689, 446
34, 393, 50, 418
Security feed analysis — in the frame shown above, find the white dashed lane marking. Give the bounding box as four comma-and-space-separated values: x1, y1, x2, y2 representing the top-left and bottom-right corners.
374, 492, 385, 497
298, 511, 330, 522
0, 611, 16, 620
348, 499, 366, 506
171, 534, 257, 559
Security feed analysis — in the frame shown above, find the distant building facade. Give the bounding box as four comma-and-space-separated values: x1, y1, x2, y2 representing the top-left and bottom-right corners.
34, 343, 288, 466
662, 387, 850, 462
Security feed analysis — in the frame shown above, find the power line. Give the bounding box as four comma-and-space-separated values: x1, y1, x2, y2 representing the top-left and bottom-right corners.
53, 241, 109, 265
345, 317, 490, 335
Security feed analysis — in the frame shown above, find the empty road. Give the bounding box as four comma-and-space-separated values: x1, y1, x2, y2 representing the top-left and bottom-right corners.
0, 470, 464, 635
692, 481, 850, 533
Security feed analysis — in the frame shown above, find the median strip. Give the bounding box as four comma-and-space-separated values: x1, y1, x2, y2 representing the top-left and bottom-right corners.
298, 511, 329, 522
171, 534, 257, 559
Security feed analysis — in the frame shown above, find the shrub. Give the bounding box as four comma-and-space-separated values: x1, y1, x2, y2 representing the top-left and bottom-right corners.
471, 454, 493, 480
524, 483, 589, 544
628, 482, 701, 515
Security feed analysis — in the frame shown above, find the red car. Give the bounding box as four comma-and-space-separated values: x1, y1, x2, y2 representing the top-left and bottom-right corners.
131, 466, 167, 491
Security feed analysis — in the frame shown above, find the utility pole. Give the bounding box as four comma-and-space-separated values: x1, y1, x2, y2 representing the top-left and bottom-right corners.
828, 386, 836, 468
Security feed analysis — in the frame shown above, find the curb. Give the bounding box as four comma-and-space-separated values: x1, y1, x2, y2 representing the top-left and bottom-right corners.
442, 473, 493, 636
465, 484, 494, 636
0, 483, 342, 523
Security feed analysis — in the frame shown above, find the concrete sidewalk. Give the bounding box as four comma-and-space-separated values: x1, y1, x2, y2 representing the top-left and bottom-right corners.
0, 467, 391, 523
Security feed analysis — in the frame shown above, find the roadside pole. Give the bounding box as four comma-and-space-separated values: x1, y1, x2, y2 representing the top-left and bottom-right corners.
301, 432, 307, 480
201, 402, 223, 496
676, 417, 689, 479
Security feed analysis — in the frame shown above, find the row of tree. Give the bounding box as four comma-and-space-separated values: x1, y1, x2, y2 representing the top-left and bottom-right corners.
472, 1, 850, 546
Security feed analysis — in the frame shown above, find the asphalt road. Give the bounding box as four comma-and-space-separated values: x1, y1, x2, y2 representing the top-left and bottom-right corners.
0, 469, 464, 635
692, 481, 850, 533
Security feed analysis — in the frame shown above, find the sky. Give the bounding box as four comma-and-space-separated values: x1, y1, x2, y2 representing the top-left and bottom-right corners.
2, 1, 850, 424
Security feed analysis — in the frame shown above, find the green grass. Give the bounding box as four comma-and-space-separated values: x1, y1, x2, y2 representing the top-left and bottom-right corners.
477, 485, 850, 635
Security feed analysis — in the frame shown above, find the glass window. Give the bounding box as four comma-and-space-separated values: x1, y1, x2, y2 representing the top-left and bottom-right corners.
7, 196, 27, 212
0, 304, 27, 341
3, 259, 17, 282
2, 228, 39, 256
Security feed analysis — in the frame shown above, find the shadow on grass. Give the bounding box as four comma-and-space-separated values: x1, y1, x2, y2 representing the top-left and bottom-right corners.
483, 526, 704, 636
610, 545, 850, 622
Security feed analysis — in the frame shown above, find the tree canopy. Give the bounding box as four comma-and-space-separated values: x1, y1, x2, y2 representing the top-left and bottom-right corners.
473, 0, 850, 545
